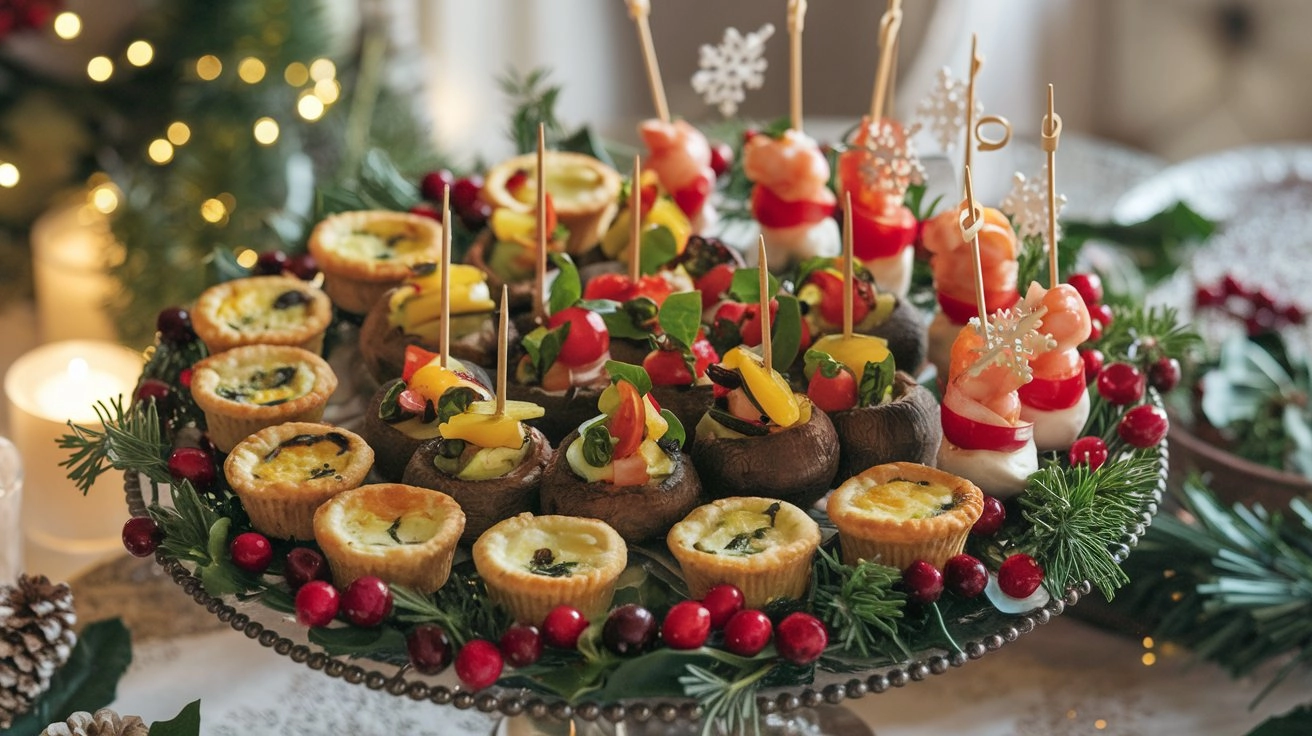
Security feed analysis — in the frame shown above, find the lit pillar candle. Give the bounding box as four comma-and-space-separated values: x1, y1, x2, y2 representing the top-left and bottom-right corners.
31, 197, 123, 343
0, 437, 21, 581
4, 340, 143, 580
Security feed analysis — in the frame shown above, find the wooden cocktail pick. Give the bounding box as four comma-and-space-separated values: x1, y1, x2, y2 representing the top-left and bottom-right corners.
496, 285, 508, 416
630, 155, 643, 283
1042, 83, 1063, 288
758, 235, 773, 373
534, 123, 548, 323
626, 0, 670, 123
788, 0, 808, 132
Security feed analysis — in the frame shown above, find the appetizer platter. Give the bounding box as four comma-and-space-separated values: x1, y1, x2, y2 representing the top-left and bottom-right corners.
61, 3, 1188, 732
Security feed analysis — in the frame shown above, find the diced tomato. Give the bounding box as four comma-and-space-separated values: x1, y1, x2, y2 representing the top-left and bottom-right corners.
940, 404, 1033, 451
672, 175, 712, 219
643, 349, 694, 387
610, 381, 646, 458
751, 185, 837, 229
611, 453, 650, 487
583, 273, 634, 302
402, 345, 441, 383
807, 269, 871, 328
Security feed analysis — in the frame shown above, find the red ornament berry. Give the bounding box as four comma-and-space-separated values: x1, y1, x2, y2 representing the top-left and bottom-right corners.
1222, 274, 1247, 297
455, 639, 504, 691
156, 307, 196, 344
167, 447, 216, 490
1068, 436, 1109, 471
1096, 362, 1145, 405
901, 560, 944, 604
460, 200, 493, 231
972, 495, 1005, 537
701, 583, 745, 630
283, 547, 329, 589
253, 250, 289, 276
285, 253, 319, 280
998, 554, 1045, 599
1148, 357, 1181, 393
1080, 348, 1105, 383
295, 580, 340, 627
661, 601, 712, 650
1086, 317, 1105, 343
723, 609, 773, 656
1067, 273, 1103, 307
134, 378, 171, 407
602, 604, 658, 655
499, 624, 543, 668
1090, 302, 1115, 329
340, 576, 393, 627
709, 141, 734, 178
451, 176, 484, 217
409, 202, 443, 222
177, 368, 193, 389
1194, 284, 1226, 308
229, 531, 273, 574
1118, 404, 1169, 448
407, 624, 454, 675
541, 605, 589, 649
1281, 304, 1306, 326
943, 554, 988, 599
775, 612, 828, 665
122, 517, 162, 557
420, 169, 455, 203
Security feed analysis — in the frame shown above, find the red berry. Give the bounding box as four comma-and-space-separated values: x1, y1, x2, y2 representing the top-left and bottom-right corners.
455, 639, 504, 690
1067, 273, 1103, 308
460, 200, 492, 231
295, 580, 340, 627
723, 609, 773, 656
775, 612, 828, 665
1086, 317, 1104, 343
943, 554, 988, 599
1281, 304, 1306, 326
1118, 404, 1169, 448
178, 368, 193, 389
499, 624, 543, 668
408, 202, 443, 222
901, 560, 944, 604
253, 250, 289, 276
541, 605, 589, 649
285, 253, 319, 280
167, 447, 216, 490
661, 601, 712, 650
1148, 356, 1181, 393
122, 516, 162, 557
340, 576, 393, 627
156, 306, 196, 344
603, 604, 658, 655
1090, 303, 1115, 328
451, 176, 484, 216
283, 547, 329, 589
420, 169, 455, 203
407, 624, 453, 675
229, 531, 273, 574
1222, 274, 1246, 297
997, 554, 1045, 599
134, 378, 171, 407
709, 141, 734, 178
1080, 348, 1105, 383
1252, 289, 1277, 312
1068, 436, 1109, 471
973, 495, 1005, 537
701, 584, 745, 630
1096, 362, 1145, 405
1194, 284, 1226, 308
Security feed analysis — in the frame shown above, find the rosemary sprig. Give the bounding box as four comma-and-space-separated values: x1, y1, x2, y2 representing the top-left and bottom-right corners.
148, 479, 257, 596
58, 398, 171, 495
499, 67, 564, 155
811, 547, 910, 659
391, 570, 510, 646
679, 662, 774, 736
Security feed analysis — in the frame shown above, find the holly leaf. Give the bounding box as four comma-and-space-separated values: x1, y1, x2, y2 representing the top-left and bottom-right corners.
657, 291, 703, 350
548, 252, 582, 315
771, 295, 804, 369
728, 267, 780, 303
639, 226, 679, 275
4, 619, 134, 736
150, 700, 203, 736
598, 297, 660, 341
604, 360, 653, 396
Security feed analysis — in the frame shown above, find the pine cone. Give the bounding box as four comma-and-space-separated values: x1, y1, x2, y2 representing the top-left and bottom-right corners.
40, 708, 149, 736
0, 574, 78, 729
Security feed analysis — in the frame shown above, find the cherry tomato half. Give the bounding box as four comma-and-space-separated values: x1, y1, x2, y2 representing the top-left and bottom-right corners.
940, 404, 1033, 452
547, 306, 610, 367
751, 185, 836, 229
610, 380, 646, 458
807, 367, 857, 412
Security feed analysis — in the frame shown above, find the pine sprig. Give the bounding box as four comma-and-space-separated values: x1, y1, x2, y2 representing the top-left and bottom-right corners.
679, 662, 774, 736
811, 547, 910, 659
148, 480, 258, 596
499, 67, 565, 155
58, 398, 171, 495
391, 570, 510, 647
1095, 304, 1201, 365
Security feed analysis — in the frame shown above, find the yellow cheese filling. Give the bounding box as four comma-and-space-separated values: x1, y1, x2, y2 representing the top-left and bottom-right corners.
333, 222, 433, 261
342, 510, 445, 547
215, 286, 310, 333
849, 479, 957, 521
501, 525, 610, 576
254, 432, 351, 483
215, 362, 315, 406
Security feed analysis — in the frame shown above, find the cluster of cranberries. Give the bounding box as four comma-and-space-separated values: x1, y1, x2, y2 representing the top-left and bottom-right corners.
898, 497, 1044, 604
413, 170, 491, 231
1195, 274, 1306, 337
250, 249, 320, 281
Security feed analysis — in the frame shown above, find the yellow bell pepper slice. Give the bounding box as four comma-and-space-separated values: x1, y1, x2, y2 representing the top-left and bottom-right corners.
810, 334, 891, 383
721, 346, 800, 427
439, 413, 526, 449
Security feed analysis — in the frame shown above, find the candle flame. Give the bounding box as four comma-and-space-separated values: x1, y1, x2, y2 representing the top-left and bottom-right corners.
67, 358, 89, 383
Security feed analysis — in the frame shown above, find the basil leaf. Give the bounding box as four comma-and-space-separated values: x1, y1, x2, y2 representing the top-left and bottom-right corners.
437, 386, 478, 423
804, 348, 846, 380
771, 294, 803, 369
657, 290, 702, 350
583, 422, 616, 467
600, 297, 660, 341
378, 380, 408, 422
548, 252, 581, 315
659, 408, 686, 450
605, 360, 653, 396
857, 353, 896, 408
728, 267, 781, 303
639, 225, 679, 275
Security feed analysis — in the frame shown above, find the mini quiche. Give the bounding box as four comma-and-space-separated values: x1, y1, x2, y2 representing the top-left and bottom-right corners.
827, 462, 984, 570
667, 497, 820, 609
307, 210, 443, 314
191, 275, 333, 354
224, 422, 374, 540
313, 483, 465, 593
472, 513, 626, 625
190, 344, 337, 452
481, 150, 622, 253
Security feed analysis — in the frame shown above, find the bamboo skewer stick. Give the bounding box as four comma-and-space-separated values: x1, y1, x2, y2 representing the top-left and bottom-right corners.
869, 0, 903, 121
788, 0, 806, 132
964, 34, 982, 175
630, 155, 642, 283
960, 165, 988, 326
534, 123, 548, 323
758, 236, 773, 374
843, 191, 855, 338
1042, 84, 1063, 289
626, 0, 670, 123
440, 194, 452, 370
496, 285, 508, 417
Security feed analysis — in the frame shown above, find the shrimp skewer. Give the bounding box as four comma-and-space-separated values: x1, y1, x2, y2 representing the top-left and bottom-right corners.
743, 129, 841, 269
639, 119, 718, 233
1017, 281, 1092, 450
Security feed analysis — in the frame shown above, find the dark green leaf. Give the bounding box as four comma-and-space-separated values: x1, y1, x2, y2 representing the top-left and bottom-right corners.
771, 294, 803, 369
657, 291, 703, 350
558, 125, 615, 168
660, 408, 686, 450
149, 700, 203, 736
308, 625, 409, 657
856, 353, 896, 408
522, 324, 569, 380
804, 348, 846, 380
548, 252, 582, 315
5, 619, 133, 736
1247, 706, 1312, 736
605, 360, 653, 396
437, 386, 478, 423
209, 246, 250, 283
583, 422, 617, 467
728, 267, 780, 303
639, 226, 679, 275
359, 148, 421, 210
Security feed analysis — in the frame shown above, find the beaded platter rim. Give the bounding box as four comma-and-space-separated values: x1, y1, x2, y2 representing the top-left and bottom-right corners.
122, 403, 1168, 725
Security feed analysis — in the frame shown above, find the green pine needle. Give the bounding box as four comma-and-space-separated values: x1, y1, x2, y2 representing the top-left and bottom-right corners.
1095, 304, 1201, 365
391, 571, 509, 647
811, 546, 910, 660
679, 662, 773, 736
58, 397, 171, 495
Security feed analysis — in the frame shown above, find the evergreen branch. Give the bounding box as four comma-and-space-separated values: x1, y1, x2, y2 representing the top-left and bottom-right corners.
499, 67, 565, 154
679, 662, 774, 736
811, 547, 910, 659
1095, 304, 1201, 366
148, 480, 258, 596
391, 570, 510, 646
58, 397, 171, 495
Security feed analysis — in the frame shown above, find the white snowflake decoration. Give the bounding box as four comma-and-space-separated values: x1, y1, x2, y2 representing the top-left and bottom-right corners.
691, 24, 775, 118
851, 117, 926, 197
965, 305, 1056, 381
915, 66, 984, 153
1000, 168, 1067, 241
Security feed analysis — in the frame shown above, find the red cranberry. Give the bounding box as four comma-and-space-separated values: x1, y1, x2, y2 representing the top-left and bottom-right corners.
1080, 348, 1105, 383
775, 612, 828, 665
1068, 436, 1109, 471
504, 168, 530, 194
1281, 304, 1306, 326
420, 169, 455, 203
406, 624, 453, 675
167, 447, 216, 490
455, 639, 504, 690
460, 200, 492, 231
1194, 284, 1226, 308
661, 601, 712, 650
451, 176, 484, 217
1118, 404, 1169, 448
134, 379, 171, 407
723, 609, 773, 656
1090, 302, 1115, 329
156, 306, 196, 344
709, 141, 734, 178
178, 368, 193, 389
1221, 274, 1245, 297
541, 605, 589, 649
340, 576, 393, 627
122, 517, 163, 557
253, 250, 289, 276
943, 554, 988, 599
997, 554, 1045, 599
972, 495, 1005, 537
1067, 273, 1103, 308
1148, 357, 1181, 393
901, 560, 944, 604
1096, 363, 1145, 405
285, 253, 319, 280
283, 547, 329, 589
1087, 317, 1105, 343
499, 624, 543, 668
602, 604, 657, 656
701, 583, 745, 630
295, 580, 340, 627
229, 531, 273, 574
409, 202, 443, 222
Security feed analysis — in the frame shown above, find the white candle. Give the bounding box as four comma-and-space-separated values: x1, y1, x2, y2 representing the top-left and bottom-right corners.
31, 199, 123, 343
0, 437, 22, 582
4, 340, 142, 581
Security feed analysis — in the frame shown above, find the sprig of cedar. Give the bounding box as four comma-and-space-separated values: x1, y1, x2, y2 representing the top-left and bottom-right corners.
58, 398, 172, 497
810, 546, 910, 659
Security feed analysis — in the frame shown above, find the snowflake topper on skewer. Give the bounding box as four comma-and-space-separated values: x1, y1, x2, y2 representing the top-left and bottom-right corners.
852, 117, 926, 198
965, 304, 1056, 381
1001, 167, 1067, 241
915, 66, 984, 153
691, 24, 775, 118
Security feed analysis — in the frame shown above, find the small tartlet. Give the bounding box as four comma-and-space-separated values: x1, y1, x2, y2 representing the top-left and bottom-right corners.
827, 462, 984, 570
313, 483, 465, 593
472, 512, 627, 624
191, 275, 333, 354
667, 497, 820, 609
223, 422, 374, 541
189, 344, 337, 452
307, 210, 443, 314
